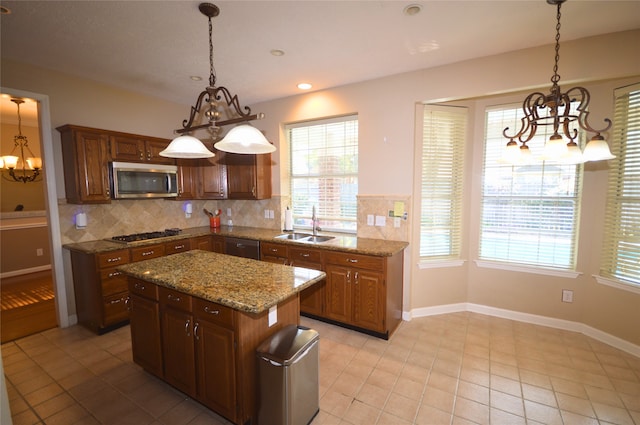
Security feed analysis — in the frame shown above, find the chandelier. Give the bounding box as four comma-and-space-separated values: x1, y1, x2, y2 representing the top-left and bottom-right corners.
1, 98, 42, 183
502, 0, 615, 165
160, 3, 275, 158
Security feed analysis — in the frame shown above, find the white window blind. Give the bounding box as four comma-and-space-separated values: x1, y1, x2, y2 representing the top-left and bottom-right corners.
600, 83, 640, 286
419, 105, 467, 259
479, 104, 583, 269
287, 115, 358, 233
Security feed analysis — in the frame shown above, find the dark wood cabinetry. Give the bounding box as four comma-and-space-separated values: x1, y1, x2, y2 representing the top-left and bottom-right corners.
57, 124, 173, 204
128, 279, 162, 378
225, 153, 272, 200
58, 125, 111, 204
110, 134, 174, 164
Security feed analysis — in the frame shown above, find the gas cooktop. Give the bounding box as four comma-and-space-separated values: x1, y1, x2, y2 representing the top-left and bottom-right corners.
109, 228, 182, 243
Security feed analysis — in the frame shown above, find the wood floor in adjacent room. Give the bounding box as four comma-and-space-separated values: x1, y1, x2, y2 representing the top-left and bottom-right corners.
1, 270, 57, 344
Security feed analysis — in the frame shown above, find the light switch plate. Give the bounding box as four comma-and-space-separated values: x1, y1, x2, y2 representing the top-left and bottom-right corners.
375, 215, 386, 226
367, 214, 374, 226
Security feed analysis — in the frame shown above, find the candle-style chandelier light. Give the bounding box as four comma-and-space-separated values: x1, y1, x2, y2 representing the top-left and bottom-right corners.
1, 98, 42, 183
502, 0, 615, 165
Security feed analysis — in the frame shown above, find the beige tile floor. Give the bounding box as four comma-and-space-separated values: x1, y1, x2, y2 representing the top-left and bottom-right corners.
2, 312, 639, 424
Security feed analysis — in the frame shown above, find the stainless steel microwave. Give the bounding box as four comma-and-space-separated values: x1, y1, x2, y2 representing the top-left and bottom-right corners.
109, 161, 178, 199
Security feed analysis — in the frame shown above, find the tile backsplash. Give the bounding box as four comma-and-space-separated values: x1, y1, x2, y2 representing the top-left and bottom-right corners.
58, 194, 410, 245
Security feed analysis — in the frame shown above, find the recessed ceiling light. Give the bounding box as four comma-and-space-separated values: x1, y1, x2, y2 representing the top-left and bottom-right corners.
190, 76, 203, 81
403, 4, 422, 16
297, 83, 313, 90
270, 49, 285, 57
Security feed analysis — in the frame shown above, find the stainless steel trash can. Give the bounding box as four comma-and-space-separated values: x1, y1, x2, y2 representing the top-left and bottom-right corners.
257, 325, 319, 425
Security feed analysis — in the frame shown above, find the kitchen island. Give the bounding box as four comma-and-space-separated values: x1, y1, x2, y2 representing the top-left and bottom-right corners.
117, 249, 325, 425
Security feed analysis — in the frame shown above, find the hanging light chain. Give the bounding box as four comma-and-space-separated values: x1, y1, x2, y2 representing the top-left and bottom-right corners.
208, 14, 216, 87
550, 1, 562, 87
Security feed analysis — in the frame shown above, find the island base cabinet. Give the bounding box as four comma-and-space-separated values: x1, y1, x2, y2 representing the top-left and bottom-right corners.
128, 293, 163, 378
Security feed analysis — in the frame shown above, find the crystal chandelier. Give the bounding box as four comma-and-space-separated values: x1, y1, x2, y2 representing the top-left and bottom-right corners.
502, 0, 615, 165
160, 3, 275, 158
1, 98, 42, 183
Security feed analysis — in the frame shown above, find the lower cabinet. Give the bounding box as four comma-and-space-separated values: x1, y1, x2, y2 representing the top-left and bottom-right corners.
128, 279, 162, 378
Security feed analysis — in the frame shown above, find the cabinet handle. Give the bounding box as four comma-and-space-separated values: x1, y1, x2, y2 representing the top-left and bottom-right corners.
185, 319, 191, 336
252, 186, 256, 197
174, 244, 185, 250
348, 258, 358, 263
301, 253, 310, 258
146, 150, 151, 160
347, 270, 351, 283
109, 298, 123, 304
139, 151, 144, 160
125, 297, 130, 311
354, 271, 359, 284
107, 257, 122, 263
269, 248, 278, 253
108, 271, 122, 278
167, 293, 181, 302
204, 306, 219, 315
141, 250, 155, 256
134, 282, 145, 290
106, 188, 110, 196
194, 322, 200, 340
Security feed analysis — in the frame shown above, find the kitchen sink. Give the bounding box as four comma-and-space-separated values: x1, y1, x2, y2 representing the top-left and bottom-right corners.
274, 233, 335, 243
275, 232, 313, 240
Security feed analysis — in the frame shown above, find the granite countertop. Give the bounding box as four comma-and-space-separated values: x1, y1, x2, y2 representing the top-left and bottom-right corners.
64, 225, 408, 256
117, 250, 325, 314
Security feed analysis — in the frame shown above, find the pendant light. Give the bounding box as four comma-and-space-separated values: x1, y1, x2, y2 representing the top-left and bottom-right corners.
502, 0, 614, 165
1, 98, 42, 183
160, 3, 275, 158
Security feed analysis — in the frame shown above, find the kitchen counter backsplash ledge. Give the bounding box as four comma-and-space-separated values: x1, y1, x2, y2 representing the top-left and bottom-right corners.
63, 225, 408, 257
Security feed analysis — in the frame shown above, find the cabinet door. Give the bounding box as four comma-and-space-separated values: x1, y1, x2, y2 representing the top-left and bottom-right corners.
129, 294, 163, 377
145, 139, 175, 164
352, 270, 385, 333
110, 135, 144, 162
226, 153, 271, 200
165, 239, 191, 255
325, 265, 352, 323
261, 242, 288, 264
196, 155, 227, 199
176, 160, 197, 199
289, 247, 324, 317
162, 307, 196, 397
195, 319, 236, 421
211, 236, 224, 253
191, 236, 212, 251
74, 131, 111, 203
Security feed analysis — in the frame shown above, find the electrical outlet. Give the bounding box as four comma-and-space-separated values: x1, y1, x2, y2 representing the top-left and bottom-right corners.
562, 289, 573, 303
227, 208, 232, 217
367, 214, 374, 226
269, 210, 274, 219
36, 248, 44, 256
264, 209, 270, 219
375, 215, 386, 226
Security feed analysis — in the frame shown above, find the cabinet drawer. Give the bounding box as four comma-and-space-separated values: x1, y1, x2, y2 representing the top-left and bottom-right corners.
97, 249, 130, 268
261, 242, 288, 259
165, 239, 191, 255
103, 292, 129, 325
325, 251, 384, 272
289, 246, 322, 264
100, 267, 128, 296
131, 244, 165, 262
193, 298, 234, 329
159, 286, 192, 312
128, 278, 159, 301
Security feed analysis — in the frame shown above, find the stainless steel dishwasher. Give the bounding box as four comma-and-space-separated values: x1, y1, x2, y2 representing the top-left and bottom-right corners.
224, 237, 260, 259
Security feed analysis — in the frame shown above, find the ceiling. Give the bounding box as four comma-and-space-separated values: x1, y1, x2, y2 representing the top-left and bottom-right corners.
2, 0, 640, 118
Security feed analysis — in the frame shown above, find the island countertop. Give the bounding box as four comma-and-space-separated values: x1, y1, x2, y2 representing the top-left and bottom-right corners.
117, 249, 325, 314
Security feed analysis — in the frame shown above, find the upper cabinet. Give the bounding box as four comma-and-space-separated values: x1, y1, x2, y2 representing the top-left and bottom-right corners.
110, 134, 175, 164
58, 125, 112, 204
225, 153, 272, 200
57, 125, 173, 204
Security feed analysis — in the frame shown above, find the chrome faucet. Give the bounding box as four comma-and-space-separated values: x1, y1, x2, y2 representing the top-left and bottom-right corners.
312, 205, 321, 236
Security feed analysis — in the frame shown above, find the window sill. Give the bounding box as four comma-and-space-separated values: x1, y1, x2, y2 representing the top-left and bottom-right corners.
475, 260, 581, 278
594, 275, 640, 295
418, 259, 465, 269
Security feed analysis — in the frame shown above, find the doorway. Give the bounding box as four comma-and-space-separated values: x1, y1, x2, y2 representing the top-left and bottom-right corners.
0, 90, 64, 342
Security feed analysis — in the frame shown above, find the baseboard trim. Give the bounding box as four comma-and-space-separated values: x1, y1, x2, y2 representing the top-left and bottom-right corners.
1, 265, 52, 280
406, 303, 640, 358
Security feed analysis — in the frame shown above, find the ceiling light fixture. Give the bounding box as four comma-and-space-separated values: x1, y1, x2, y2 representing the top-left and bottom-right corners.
502, 0, 614, 165
1, 98, 42, 183
297, 83, 313, 90
160, 3, 275, 158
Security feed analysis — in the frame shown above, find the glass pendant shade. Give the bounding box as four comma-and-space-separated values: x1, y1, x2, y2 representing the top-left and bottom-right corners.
214, 125, 275, 154
160, 135, 215, 158
583, 135, 616, 162
542, 134, 568, 160
561, 142, 585, 164
1, 155, 19, 169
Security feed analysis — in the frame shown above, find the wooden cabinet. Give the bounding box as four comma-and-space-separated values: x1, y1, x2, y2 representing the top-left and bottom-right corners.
110, 134, 174, 164
130, 243, 165, 262
128, 278, 162, 378
289, 246, 325, 317
260, 242, 289, 265
160, 286, 196, 397
193, 299, 236, 421
225, 153, 272, 200
191, 236, 212, 251
165, 239, 191, 255
324, 251, 403, 337
211, 235, 225, 253
176, 160, 197, 199
176, 153, 227, 200
58, 125, 111, 204
69, 248, 131, 333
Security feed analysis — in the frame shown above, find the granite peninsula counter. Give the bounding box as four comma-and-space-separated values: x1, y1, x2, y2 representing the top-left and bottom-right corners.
117, 249, 325, 425
116, 249, 325, 313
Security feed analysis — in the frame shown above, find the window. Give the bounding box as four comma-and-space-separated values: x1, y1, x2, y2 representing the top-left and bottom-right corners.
419, 105, 466, 259
600, 83, 640, 287
479, 104, 583, 269
286, 115, 358, 233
